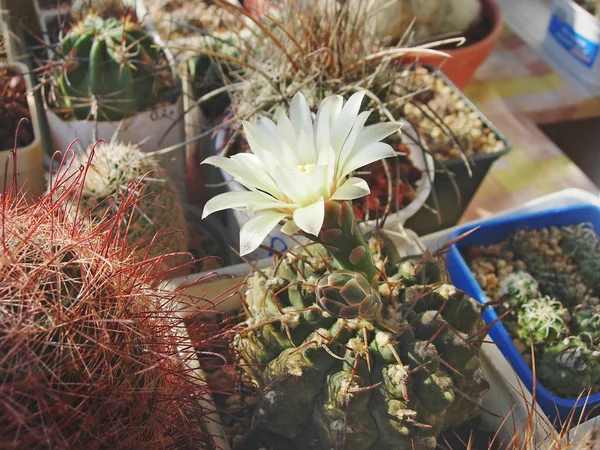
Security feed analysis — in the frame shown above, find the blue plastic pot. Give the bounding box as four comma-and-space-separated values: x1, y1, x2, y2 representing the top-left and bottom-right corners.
445, 203, 600, 423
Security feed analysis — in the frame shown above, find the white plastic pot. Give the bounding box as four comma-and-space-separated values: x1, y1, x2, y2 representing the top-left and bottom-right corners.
45, 97, 187, 196
0, 62, 45, 199
215, 122, 434, 260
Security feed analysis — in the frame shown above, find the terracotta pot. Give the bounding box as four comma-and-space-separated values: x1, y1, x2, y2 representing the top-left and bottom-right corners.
407, 0, 503, 88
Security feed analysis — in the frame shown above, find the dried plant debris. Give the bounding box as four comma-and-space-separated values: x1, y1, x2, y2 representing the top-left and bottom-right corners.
353, 143, 423, 221
464, 223, 600, 398
0, 67, 34, 150
143, 0, 244, 40
403, 67, 505, 162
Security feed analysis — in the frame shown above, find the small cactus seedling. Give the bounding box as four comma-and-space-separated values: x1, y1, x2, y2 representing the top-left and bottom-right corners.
538, 337, 600, 399
498, 270, 541, 311
53, 140, 189, 274
573, 304, 600, 344
55, 12, 172, 121
516, 296, 570, 345
0, 149, 215, 448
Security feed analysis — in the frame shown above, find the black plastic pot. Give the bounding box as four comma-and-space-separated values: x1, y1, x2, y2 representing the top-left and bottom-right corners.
403, 70, 510, 235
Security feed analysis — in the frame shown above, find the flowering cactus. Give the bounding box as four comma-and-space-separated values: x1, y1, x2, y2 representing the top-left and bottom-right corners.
498, 270, 541, 311
56, 13, 168, 120
202, 92, 489, 448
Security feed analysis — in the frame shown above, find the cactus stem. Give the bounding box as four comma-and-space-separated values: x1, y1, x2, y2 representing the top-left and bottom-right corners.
316, 201, 378, 281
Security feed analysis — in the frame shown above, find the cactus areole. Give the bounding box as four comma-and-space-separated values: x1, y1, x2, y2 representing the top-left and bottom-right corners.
57, 13, 163, 121
201, 92, 490, 448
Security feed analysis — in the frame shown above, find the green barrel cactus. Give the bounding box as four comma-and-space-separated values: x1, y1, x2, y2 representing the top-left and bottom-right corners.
233, 236, 489, 449
516, 296, 570, 345
57, 13, 168, 121
538, 337, 600, 398
189, 33, 241, 117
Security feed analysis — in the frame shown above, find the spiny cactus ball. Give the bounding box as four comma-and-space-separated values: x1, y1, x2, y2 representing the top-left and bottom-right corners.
232, 241, 489, 449
59, 141, 189, 273
56, 13, 170, 121
516, 296, 570, 345
538, 337, 600, 398
498, 270, 541, 311
0, 164, 209, 449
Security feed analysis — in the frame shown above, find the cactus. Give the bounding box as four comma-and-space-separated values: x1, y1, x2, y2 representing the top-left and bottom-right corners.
0, 153, 212, 448
202, 91, 490, 448
56, 13, 170, 121
538, 337, 600, 399
516, 296, 570, 345
366, 0, 482, 43
497, 270, 541, 311
54, 140, 189, 273
232, 239, 489, 449
189, 33, 241, 117
573, 304, 600, 344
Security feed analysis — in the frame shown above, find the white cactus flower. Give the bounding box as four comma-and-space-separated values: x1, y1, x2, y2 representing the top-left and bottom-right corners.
201, 91, 401, 256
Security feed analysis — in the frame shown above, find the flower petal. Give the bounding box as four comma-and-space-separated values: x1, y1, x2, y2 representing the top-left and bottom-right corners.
281, 220, 300, 235
293, 197, 325, 236
330, 91, 366, 150
314, 95, 341, 153
338, 142, 397, 180
330, 177, 370, 201
354, 121, 402, 151
202, 190, 278, 218
290, 92, 313, 140
239, 211, 288, 256
272, 166, 314, 205
276, 111, 302, 167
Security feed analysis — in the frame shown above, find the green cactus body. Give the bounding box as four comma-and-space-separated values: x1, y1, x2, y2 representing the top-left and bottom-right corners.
538, 337, 600, 398
516, 296, 570, 345
497, 270, 541, 311
189, 33, 241, 117
573, 304, 600, 344
58, 13, 164, 121
233, 240, 489, 449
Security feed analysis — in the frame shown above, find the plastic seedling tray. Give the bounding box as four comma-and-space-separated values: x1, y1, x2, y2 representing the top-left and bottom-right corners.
403, 68, 511, 235
444, 203, 600, 423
